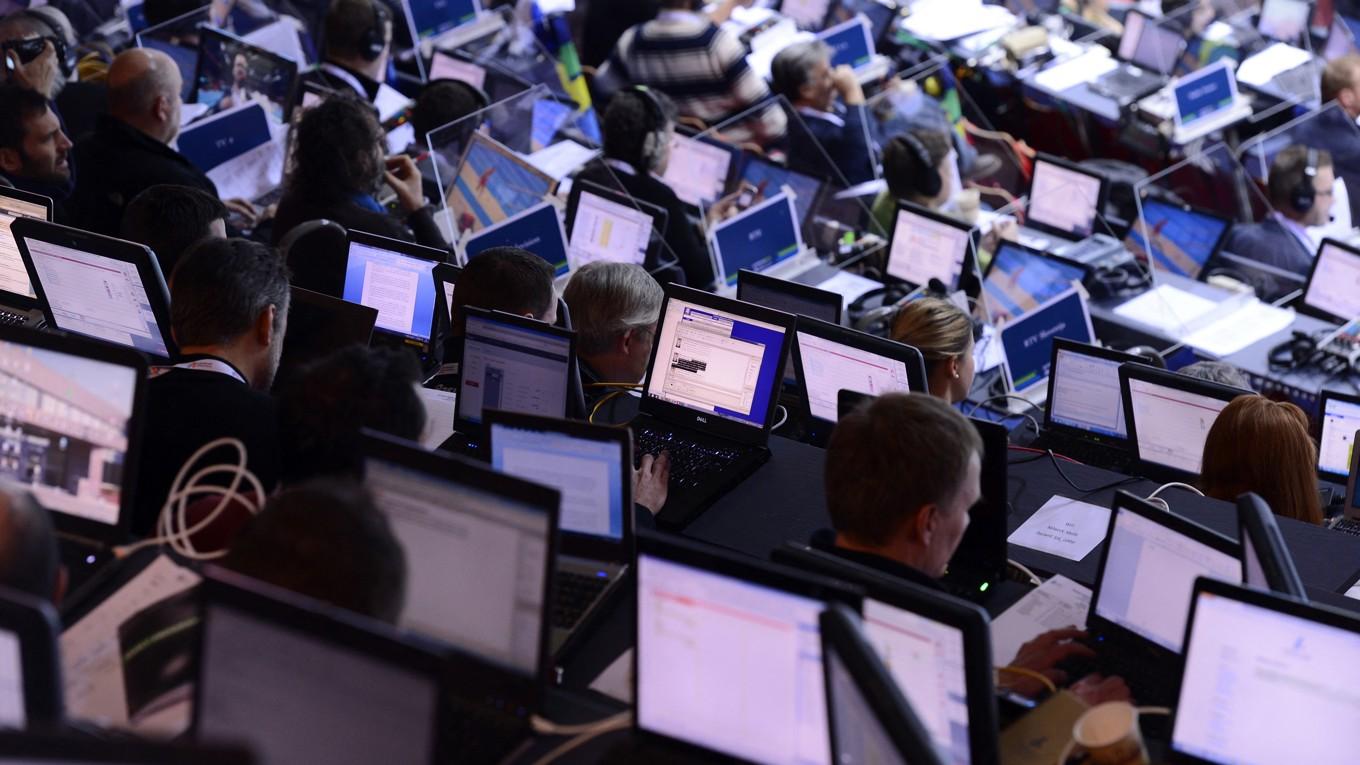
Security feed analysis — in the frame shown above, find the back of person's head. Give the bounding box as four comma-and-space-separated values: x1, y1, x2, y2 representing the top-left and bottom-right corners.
411, 78, 485, 142
826, 392, 982, 547
121, 185, 227, 277
0, 84, 48, 154
323, 0, 392, 62
1322, 54, 1360, 105
171, 237, 290, 351
890, 296, 973, 401
0, 487, 60, 603
1178, 360, 1253, 391
770, 40, 830, 102
1200, 395, 1322, 525
449, 246, 556, 335
882, 129, 951, 202
564, 262, 662, 381
141, 0, 209, 26
107, 49, 181, 129
1266, 143, 1334, 210
278, 345, 426, 484
221, 480, 406, 623
602, 87, 676, 172
288, 95, 384, 202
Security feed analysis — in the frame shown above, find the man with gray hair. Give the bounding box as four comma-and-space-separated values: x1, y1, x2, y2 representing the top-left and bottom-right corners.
770, 39, 875, 185
564, 262, 664, 389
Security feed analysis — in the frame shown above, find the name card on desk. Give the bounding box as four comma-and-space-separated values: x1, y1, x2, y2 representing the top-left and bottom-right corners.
1008, 495, 1111, 562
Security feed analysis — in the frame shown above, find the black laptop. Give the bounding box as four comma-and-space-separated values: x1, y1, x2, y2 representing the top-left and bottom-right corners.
631, 284, 795, 528
0, 586, 63, 728
1091, 9, 1184, 103
272, 286, 378, 390
0, 732, 252, 764
341, 229, 450, 372
1119, 362, 1250, 484
737, 268, 843, 325
1034, 338, 1145, 469
0, 186, 53, 328
1237, 491, 1307, 601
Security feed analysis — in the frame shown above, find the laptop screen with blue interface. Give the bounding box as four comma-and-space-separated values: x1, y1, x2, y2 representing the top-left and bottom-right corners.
983, 243, 1086, 324
645, 298, 787, 429
177, 102, 272, 175
712, 194, 802, 288
738, 156, 821, 228
1175, 60, 1236, 127
459, 314, 571, 426
818, 16, 873, 70
1000, 288, 1092, 394
464, 202, 569, 278
343, 240, 438, 343
1126, 199, 1228, 278
407, 0, 479, 40
1048, 345, 1127, 439
489, 423, 624, 540
1319, 395, 1360, 479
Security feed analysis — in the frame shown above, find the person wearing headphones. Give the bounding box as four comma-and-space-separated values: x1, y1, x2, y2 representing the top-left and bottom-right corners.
297, 0, 406, 121
769, 40, 875, 187
0, 8, 106, 141
1222, 144, 1332, 274
407, 77, 489, 202
871, 128, 953, 233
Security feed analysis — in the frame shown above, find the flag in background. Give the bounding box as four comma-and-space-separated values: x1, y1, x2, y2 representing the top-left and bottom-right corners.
530, 2, 601, 144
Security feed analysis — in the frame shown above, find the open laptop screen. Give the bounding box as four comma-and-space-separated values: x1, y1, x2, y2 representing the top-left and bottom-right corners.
1125, 199, 1230, 279
999, 288, 1093, 395
458, 312, 572, 426
446, 133, 555, 234
1175, 60, 1236, 128
489, 421, 625, 541
1303, 240, 1360, 323
983, 243, 1085, 324
1093, 506, 1239, 652
408, 0, 479, 40
818, 16, 873, 70
738, 155, 822, 228
566, 187, 654, 268
1125, 376, 1237, 476
645, 297, 788, 429
343, 237, 439, 343
663, 134, 734, 209
1027, 159, 1102, 240
1318, 393, 1360, 481
464, 202, 570, 278
887, 204, 971, 289
194, 28, 298, 124
796, 330, 914, 421
1119, 10, 1182, 74
711, 194, 803, 288
429, 51, 487, 86
0, 628, 21, 727
0, 192, 48, 302
1171, 586, 1360, 763
1047, 343, 1130, 439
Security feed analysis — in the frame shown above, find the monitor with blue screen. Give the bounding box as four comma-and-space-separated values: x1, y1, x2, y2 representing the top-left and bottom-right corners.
999, 287, 1094, 395
818, 15, 874, 71
711, 194, 803, 289
983, 242, 1087, 324
343, 232, 441, 343
406, 0, 480, 40
446, 132, 556, 236
737, 154, 822, 229
1174, 59, 1238, 130
463, 202, 569, 278
1124, 199, 1231, 279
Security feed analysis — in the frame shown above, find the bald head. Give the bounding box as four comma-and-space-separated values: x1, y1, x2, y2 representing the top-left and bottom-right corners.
108, 48, 183, 143
0, 488, 60, 603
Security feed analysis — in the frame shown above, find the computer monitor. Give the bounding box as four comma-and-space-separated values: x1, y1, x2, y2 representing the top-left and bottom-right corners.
641, 284, 794, 442
1088, 491, 1240, 655
1258, 0, 1311, 43
737, 269, 842, 324
428, 50, 487, 87
737, 153, 824, 229
778, 0, 833, 29
342, 230, 444, 346
12, 219, 174, 361
792, 316, 927, 427
0, 588, 62, 728
1170, 579, 1360, 764
774, 543, 999, 765
1317, 390, 1360, 483
982, 241, 1088, 324
1025, 154, 1105, 241
662, 133, 737, 209
818, 15, 874, 70
463, 201, 570, 278
999, 287, 1094, 396
1302, 238, 1360, 323
710, 193, 804, 289
1119, 363, 1248, 482
406, 0, 479, 40
1043, 339, 1144, 446
1174, 58, 1239, 132
194, 569, 452, 764
952, 416, 1010, 597
0, 732, 252, 764
1124, 198, 1232, 279
886, 201, 976, 291
194, 27, 298, 123
455, 307, 575, 433
1237, 492, 1307, 600
1117, 9, 1184, 75
820, 604, 946, 765
564, 180, 667, 270
634, 531, 860, 765
446, 132, 556, 235
273, 287, 378, 390
0, 187, 51, 307
361, 432, 558, 686
135, 6, 209, 102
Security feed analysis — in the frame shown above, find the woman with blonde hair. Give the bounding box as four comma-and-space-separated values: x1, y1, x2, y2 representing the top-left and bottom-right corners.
890, 296, 975, 404
1200, 395, 1323, 525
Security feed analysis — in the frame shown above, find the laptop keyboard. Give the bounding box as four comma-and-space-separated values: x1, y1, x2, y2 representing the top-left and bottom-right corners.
552, 571, 610, 631
634, 427, 743, 491
1331, 517, 1360, 536
0, 309, 28, 326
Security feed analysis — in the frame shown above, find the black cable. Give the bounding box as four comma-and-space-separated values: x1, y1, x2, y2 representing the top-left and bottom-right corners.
1047, 449, 1141, 495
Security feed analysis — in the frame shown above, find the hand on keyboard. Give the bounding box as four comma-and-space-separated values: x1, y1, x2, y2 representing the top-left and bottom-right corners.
635, 451, 670, 516
1001, 627, 1096, 700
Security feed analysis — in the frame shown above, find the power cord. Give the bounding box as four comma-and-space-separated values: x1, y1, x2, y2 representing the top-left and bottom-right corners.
1145, 481, 1204, 511
995, 665, 1057, 695
1047, 449, 1140, 495
771, 404, 789, 432
527, 711, 632, 765
965, 395, 1042, 437
1007, 558, 1042, 586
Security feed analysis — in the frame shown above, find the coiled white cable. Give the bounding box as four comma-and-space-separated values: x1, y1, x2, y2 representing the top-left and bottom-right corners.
1145, 482, 1204, 511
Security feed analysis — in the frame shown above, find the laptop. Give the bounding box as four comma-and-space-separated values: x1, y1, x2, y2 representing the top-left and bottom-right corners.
0, 187, 52, 328
948, 416, 1011, 599
461, 200, 570, 283
445, 131, 556, 237
817, 14, 890, 81
791, 316, 927, 444
0, 325, 148, 594
564, 179, 669, 272
11, 219, 175, 362
176, 102, 286, 211
1085, 490, 1240, 704
1317, 390, 1360, 485
998, 286, 1096, 411
774, 543, 999, 765
1091, 9, 1185, 103
712, 193, 836, 293
1016, 154, 1122, 266
1168, 578, 1360, 763
1035, 339, 1144, 468
661, 131, 739, 212
272, 286, 378, 390
633, 530, 861, 765
1237, 492, 1307, 600
0, 587, 62, 728
631, 284, 795, 528
820, 604, 947, 765
1171, 58, 1253, 144
982, 240, 1088, 325
0, 733, 252, 764
342, 229, 447, 368
1123, 198, 1232, 280
1118, 363, 1252, 483
885, 201, 979, 293
484, 411, 632, 656
1301, 238, 1360, 323
194, 568, 463, 764
359, 432, 557, 712
737, 269, 842, 323
406, 0, 479, 43
736, 152, 826, 233
428, 49, 488, 87
193, 27, 298, 124
1257, 0, 1312, 47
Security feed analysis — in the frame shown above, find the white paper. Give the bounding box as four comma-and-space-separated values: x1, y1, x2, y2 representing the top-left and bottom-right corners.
61, 555, 200, 732
374, 82, 410, 123
899, 0, 1015, 42
1345, 580, 1360, 601
1182, 299, 1295, 357
974, 322, 1005, 373
1112, 283, 1220, 335
588, 648, 633, 703
525, 140, 600, 182
1008, 495, 1112, 562
746, 21, 814, 81
990, 575, 1093, 666
206, 128, 287, 202
417, 386, 457, 450
242, 18, 304, 63
815, 269, 882, 310
1032, 50, 1118, 93
179, 102, 211, 127
1236, 42, 1313, 86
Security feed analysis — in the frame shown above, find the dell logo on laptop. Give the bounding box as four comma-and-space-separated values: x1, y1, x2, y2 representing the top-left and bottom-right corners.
695, 415, 709, 424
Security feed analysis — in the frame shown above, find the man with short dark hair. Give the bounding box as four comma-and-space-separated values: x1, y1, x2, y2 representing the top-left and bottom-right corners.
0, 84, 72, 214
133, 237, 290, 535
770, 40, 874, 186
298, 0, 404, 119
445, 245, 556, 352
120, 184, 227, 277
1223, 144, 1333, 274
0, 486, 64, 604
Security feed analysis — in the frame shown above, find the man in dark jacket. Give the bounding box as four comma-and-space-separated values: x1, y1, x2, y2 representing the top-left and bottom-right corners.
770, 39, 875, 187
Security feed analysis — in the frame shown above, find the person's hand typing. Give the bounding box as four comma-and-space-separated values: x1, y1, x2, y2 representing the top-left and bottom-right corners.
1000, 627, 1096, 699
384, 154, 426, 214
634, 451, 670, 516
1068, 674, 1132, 706
831, 65, 865, 106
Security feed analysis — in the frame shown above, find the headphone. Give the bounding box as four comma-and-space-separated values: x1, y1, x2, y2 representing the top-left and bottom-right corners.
358, 0, 389, 62
442, 77, 489, 111
629, 85, 669, 171
12, 10, 74, 79
1290, 147, 1318, 214
896, 132, 942, 200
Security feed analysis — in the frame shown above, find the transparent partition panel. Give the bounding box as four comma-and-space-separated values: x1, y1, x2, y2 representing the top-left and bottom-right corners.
427, 5, 578, 106
136, 6, 214, 102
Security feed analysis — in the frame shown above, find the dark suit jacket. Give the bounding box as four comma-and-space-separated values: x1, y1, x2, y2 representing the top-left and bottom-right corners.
1221, 216, 1313, 275
271, 192, 449, 251
790, 103, 876, 187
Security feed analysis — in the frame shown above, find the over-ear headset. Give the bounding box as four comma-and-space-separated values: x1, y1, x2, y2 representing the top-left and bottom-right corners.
359, 0, 390, 62
13, 10, 73, 79
896, 132, 942, 200
1290, 147, 1318, 214
629, 85, 669, 171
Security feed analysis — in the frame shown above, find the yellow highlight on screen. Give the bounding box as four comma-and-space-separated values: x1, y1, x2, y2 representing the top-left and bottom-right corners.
598, 220, 614, 247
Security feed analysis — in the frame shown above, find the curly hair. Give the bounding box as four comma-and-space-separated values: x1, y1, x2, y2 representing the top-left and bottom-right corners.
287, 95, 384, 203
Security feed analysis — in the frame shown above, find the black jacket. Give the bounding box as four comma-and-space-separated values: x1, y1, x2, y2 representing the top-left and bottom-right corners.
68, 115, 217, 236
271, 192, 449, 251
809, 529, 945, 592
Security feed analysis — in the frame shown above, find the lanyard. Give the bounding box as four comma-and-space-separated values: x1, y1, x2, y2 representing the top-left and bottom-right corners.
149, 359, 247, 385
320, 63, 368, 99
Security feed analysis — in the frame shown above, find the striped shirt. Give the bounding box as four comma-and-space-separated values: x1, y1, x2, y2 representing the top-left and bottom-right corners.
603, 11, 786, 145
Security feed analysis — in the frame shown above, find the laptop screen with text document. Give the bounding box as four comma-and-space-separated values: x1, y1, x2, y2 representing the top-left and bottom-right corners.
711, 194, 803, 289
1124, 199, 1229, 279
797, 331, 913, 421
999, 288, 1094, 396
458, 313, 571, 426
887, 204, 971, 289
1318, 393, 1360, 481
1125, 377, 1236, 476
983, 243, 1086, 324
1304, 240, 1360, 322
0, 193, 48, 302
463, 202, 570, 278
567, 188, 654, 268
1047, 345, 1128, 439
1027, 159, 1102, 240
343, 239, 439, 343
645, 298, 788, 429
489, 423, 625, 541
663, 134, 734, 209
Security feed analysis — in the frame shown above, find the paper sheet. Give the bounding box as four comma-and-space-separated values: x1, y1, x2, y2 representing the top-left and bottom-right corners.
1112, 283, 1220, 335
526, 140, 600, 182
179, 102, 211, 127
1008, 495, 1112, 562
1031, 50, 1117, 94
242, 18, 305, 63
1236, 42, 1313, 86
815, 270, 882, 311
417, 386, 457, 450
747, 21, 815, 81
588, 648, 633, 703
899, 0, 1015, 42
1182, 300, 1295, 357
1345, 580, 1360, 600
991, 575, 1092, 665
207, 129, 287, 202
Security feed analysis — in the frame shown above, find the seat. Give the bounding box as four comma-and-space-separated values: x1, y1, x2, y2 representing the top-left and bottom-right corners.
279, 219, 348, 298
555, 297, 589, 422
